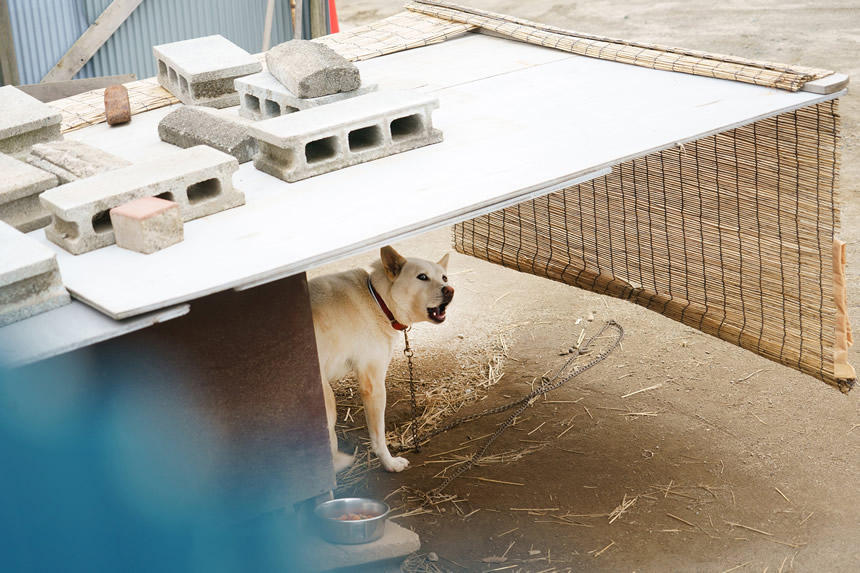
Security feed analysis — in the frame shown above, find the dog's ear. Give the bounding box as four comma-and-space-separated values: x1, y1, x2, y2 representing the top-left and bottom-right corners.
437, 253, 450, 271
381, 246, 407, 280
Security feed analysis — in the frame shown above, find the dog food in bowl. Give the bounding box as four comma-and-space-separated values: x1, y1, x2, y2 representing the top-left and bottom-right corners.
336, 512, 379, 521
314, 498, 390, 544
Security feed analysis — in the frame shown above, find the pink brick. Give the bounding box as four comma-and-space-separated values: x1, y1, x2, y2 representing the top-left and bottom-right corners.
110, 196, 183, 254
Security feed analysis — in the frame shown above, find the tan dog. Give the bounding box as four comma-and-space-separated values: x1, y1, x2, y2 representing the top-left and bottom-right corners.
309, 246, 454, 473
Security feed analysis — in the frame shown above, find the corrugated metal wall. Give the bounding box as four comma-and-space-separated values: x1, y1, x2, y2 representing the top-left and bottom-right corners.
8, 0, 294, 85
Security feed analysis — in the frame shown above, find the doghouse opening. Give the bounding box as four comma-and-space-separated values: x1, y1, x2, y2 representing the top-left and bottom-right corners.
305, 136, 338, 164
92, 210, 112, 234
187, 179, 221, 204
348, 125, 383, 152
390, 114, 424, 141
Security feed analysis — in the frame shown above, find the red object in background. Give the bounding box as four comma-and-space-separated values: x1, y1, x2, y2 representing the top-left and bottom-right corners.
329, 0, 339, 33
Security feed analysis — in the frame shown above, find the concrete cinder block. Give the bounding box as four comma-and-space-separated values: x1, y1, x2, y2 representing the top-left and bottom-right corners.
40, 145, 244, 255
0, 86, 63, 157
104, 85, 131, 125
249, 91, 443, 182
158, 106, 257, 163
111, 196, 183, 254
0, 153, 59, 232
26, 140, 131, 184
235, 71, 377, 121
0, 221, 70, 327
153, 35, 262, 108
266, 40, 360, 99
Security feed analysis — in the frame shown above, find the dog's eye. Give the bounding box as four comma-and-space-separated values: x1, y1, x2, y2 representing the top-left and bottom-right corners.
417, 273, 429, 281
442, 275, 448, 283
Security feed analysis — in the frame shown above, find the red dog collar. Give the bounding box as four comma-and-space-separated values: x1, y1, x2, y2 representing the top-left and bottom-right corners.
367, 277, 408, 331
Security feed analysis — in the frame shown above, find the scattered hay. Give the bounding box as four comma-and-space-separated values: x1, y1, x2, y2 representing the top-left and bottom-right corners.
332, 330, 511, 494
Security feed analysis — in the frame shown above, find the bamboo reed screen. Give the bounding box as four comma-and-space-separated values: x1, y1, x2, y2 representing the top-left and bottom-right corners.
407, 0, 833, 92
454, 100, 855, 391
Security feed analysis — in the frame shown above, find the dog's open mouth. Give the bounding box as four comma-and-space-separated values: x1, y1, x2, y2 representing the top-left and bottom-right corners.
427, 302, 448, 323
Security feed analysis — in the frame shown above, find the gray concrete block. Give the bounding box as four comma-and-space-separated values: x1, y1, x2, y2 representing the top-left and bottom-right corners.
266, 40, 360, 99
26, 140, 131, 184
0, 221, 70, 327
0, 153, 59, 232
249, 90, 443, 182
158, 106, 257, 163
297, 520, 420, 572
111, 196, 183, 254
40, 145, 244, 255
153, 35, 262, 108
235, 71, 377, 121
0, 86, 63, 157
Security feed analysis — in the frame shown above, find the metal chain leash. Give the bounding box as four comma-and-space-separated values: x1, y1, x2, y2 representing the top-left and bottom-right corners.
396, 320, 624, 492
402, 328, 421, 454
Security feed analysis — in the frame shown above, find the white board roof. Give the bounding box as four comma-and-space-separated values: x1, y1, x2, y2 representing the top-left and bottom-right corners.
26, 32, 841, 320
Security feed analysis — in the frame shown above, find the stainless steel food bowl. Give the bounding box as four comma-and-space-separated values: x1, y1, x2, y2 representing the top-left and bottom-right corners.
313, 497, 390, 545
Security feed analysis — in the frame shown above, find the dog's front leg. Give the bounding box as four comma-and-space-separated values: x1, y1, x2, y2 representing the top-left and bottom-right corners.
359, 366, 409, 472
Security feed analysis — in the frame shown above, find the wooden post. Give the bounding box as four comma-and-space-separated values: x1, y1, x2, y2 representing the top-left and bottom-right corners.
309, 0, 327, 39
41, 0, 144, 83
262, 0, 276, 51
0, 0, 19, 86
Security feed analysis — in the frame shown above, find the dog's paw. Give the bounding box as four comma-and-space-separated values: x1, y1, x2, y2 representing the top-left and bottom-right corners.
382, 456, 410, 473
333, 450, 356, 473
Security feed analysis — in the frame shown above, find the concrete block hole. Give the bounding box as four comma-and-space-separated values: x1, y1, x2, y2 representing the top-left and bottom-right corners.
348, 125, 384, 153
264, 100, 281, 117
245, 94, 261, 113
305, 136, 338, 164
187, 178, 222, 204
390, 114, 424, 141
180, 76, 190, 95
92, 210, 112, 234
168, 67, 178, 86
158, 60, 167, 78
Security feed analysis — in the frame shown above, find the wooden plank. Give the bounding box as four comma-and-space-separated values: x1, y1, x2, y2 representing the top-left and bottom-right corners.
309, 0, 327, 39
0, 301, 189, 368
262, 0, 276, 51
294, 0, 304, 40
41, 0, 144, 83
0, 0, 19, 86
30, 34, 839, 320
801, 73, 849, 95
18, 74, 136, 102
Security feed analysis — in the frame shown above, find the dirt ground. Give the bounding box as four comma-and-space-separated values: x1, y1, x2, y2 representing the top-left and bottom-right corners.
309, 2, 860, 571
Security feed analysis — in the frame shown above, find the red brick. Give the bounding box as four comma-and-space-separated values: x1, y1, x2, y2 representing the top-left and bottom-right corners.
104, 85, 131, 126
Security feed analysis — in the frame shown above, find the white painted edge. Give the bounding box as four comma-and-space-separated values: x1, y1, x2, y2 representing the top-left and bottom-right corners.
0, 301, 189, 369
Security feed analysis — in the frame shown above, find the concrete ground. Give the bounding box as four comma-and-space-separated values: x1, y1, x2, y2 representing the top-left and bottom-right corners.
311, 2, 859, 571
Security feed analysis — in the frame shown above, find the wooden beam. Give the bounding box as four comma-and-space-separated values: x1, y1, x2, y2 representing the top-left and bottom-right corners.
0, 0, 19, 86
41, 0, 144, 83
294, 0, 304, 40
309, 0, 327, 39
262, 0, 276, 51
18, 74, 136, 102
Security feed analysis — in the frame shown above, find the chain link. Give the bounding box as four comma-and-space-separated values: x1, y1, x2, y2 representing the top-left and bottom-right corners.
403, 328, 420, 454
397, 320, 624, 492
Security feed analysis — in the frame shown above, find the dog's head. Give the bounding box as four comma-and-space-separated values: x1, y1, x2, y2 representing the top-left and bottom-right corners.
380, 245, 454, 325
